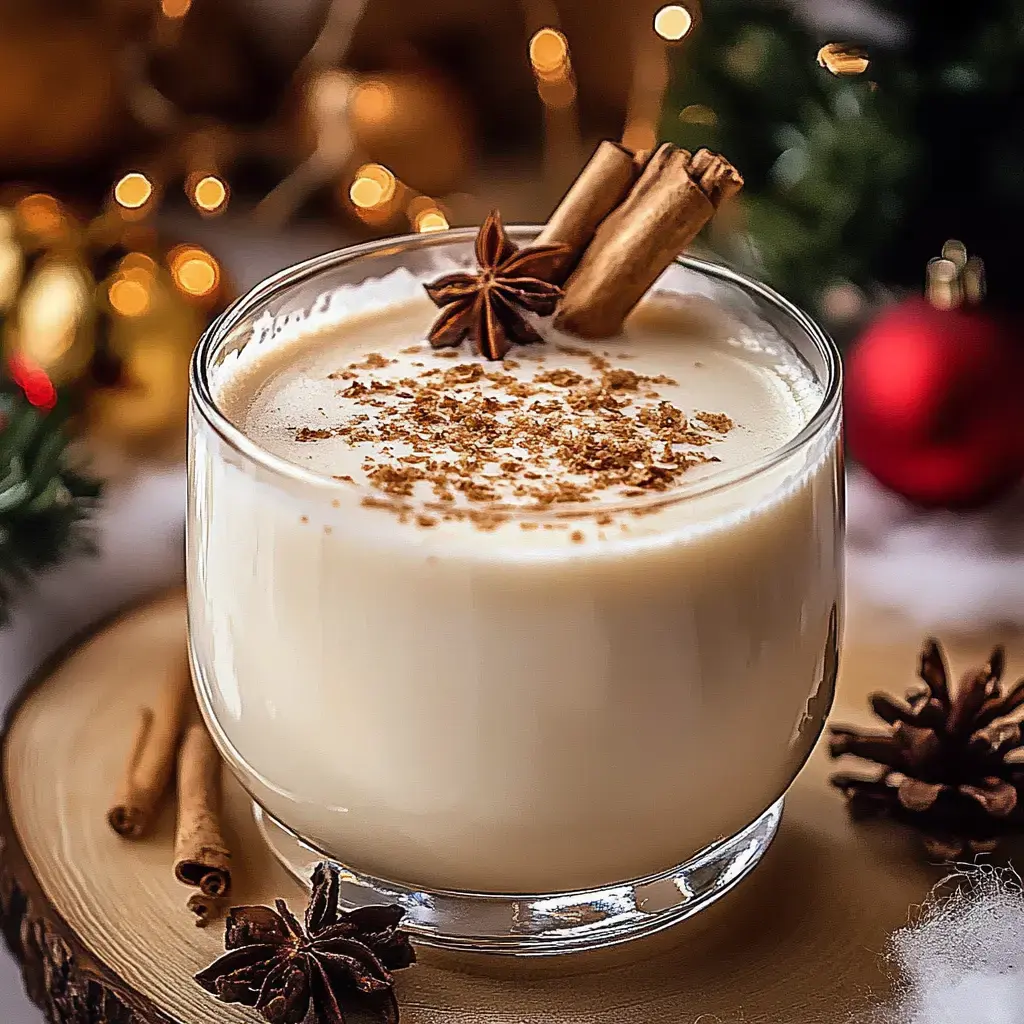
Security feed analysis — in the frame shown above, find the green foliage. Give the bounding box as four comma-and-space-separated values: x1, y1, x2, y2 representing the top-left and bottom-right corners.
662, 0, 1024, 319
0, 380, 100, 623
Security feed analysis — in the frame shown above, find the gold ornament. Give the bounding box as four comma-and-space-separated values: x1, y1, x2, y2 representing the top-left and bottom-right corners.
3, 257, 96, 388
0, 192, 231, 457
88, 257, 209, 447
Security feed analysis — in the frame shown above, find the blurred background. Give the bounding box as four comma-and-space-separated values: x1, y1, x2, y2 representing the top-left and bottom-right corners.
0, 0, 1023, 1017
2, 0, 1024, 657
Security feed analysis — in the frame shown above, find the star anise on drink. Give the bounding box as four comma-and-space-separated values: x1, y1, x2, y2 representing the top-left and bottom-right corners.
829, 639, 1024, 859
195, 862, 415, 1024
424, 210, 570, 360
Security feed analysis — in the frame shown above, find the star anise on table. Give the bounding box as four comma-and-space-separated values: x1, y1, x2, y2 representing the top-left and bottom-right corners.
195, 863, 415, 1024
829, 639, 1024, 860
424, 209, 570, 360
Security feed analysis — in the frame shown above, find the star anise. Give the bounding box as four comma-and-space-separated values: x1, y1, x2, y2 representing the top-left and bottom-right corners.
424, 209, 570, 360
195, 862, 415, 1024
829, 639, 1024, 859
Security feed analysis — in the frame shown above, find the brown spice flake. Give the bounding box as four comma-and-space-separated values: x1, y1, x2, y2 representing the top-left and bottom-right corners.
696, 410, 734, 433
350, 352, 391, 369
416, 514, 438, 528
570, 530, 584, 543
302, 344, 733, 532
296, 427, 334, 441
536, 368, 585, 388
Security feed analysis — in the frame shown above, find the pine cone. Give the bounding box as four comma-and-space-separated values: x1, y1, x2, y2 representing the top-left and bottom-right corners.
828, 639, 1024, 860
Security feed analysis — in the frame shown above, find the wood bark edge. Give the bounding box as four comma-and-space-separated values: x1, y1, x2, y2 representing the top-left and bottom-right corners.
0, 590, 184, 1024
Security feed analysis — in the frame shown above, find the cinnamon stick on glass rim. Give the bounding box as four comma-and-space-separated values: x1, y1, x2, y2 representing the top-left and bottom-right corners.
555, 144, 743, 338
174, 720, 232, 899
107, 645, 193, 838
535, 140, 648, 282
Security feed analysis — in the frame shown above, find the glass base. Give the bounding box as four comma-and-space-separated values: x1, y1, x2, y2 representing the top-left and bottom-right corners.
253, 797, 784, 956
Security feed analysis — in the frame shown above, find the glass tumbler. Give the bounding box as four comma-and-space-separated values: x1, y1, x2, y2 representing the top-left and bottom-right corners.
187, 229, 844, 955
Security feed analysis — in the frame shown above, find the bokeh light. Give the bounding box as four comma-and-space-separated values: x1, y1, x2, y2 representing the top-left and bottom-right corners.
679, 104, 718, 126
941, 238, 968, 270
414, 208, 449, 233
349, 80, 396, 125
926, 256, 962, 310
15, 194, 64, 238
537, 75, 578, 109
654, 5, 693, 41
169, 245, 220, 298
817, 43, 870, 76
114, 173, 154, 210
15, 261, 91, 375
119, 253, 157, 275
349, 164, 397, 209
622, 121, 657, 153
964, 256, 987, 304
192, 175, 229, 213
108, 277, 151, 318
529, 29, 569, 77
8, 355, 56, 410
161, 0, 192, 15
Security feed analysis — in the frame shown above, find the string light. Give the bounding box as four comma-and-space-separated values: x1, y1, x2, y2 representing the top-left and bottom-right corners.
349, 80, 396, 124
191, 175, 229, 213
114, 173, 153, 210
15, 194, 64, 238
414, 208, 449, 233
817, 43, 870, 75
160, 0, 192, 15
654, 5, 693, 41
529, 28, 570, 77
119, 253, 157, 275
169, 245, 220, 298
538, 75, 578, 109
349, 164, 397, 209
109, 255, 156, 318
108, 277, 151, 317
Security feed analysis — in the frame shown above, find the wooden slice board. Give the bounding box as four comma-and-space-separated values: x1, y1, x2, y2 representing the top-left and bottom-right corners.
2, 590, 1023, 1024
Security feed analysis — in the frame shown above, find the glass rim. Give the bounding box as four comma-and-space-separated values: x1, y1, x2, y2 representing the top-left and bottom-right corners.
189, 226, 842, 517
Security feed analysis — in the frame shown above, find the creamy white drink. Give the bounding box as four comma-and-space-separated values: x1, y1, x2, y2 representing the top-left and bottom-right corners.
189, 265, 842, 894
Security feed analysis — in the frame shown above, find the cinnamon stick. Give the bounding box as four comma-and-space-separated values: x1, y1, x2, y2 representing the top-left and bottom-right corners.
555, 143, 743, 338
107, 646, 192, 838
174, 721, 232, 898
535, 140, 646, 282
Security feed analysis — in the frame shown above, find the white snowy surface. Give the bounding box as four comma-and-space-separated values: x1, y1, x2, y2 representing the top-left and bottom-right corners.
853, 866, 1024, 1024
847, 468, 1024, 634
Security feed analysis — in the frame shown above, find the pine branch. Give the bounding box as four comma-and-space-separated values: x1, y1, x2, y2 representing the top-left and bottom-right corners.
0, 381, 101, 625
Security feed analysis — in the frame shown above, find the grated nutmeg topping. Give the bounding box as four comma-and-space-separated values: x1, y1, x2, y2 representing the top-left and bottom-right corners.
291, 346, 734, 531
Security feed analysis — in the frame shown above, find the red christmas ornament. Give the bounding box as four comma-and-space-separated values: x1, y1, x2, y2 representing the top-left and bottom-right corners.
845, 248, 1024, 508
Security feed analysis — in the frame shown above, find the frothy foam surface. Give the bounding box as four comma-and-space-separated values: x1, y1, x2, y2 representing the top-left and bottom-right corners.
215, 267, 822, 526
